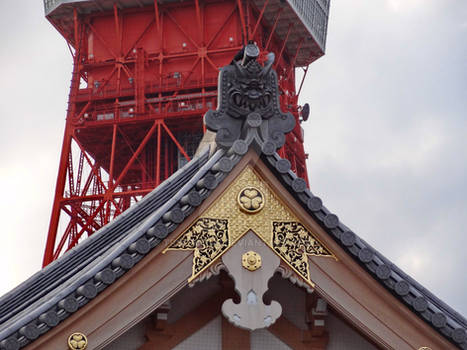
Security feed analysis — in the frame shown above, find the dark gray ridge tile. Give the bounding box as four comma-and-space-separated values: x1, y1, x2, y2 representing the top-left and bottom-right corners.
182, 206, 196, 218
391, 263, 467, 328
320, 206, 331, 217
314, 210, 326, 222
114, 268, 125, 279
348, 245, 360, 257
19, 337, 27, 347
330, 229, 341, 240
366, 261, 377, 273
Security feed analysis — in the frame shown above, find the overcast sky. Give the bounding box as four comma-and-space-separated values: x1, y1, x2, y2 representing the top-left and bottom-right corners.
0, 0, 466, 318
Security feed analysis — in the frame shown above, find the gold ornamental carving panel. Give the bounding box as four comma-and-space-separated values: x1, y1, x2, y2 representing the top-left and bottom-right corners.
272, 222, 332, 282
166, 166, 335, 285
167, 218, 229, 277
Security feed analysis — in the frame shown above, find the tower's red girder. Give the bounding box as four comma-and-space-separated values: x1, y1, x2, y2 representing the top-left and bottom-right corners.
43, 0, 318, 266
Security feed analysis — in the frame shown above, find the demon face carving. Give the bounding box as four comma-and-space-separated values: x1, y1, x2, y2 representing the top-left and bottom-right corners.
227, 59, 274, 119
204, 45, 295, 150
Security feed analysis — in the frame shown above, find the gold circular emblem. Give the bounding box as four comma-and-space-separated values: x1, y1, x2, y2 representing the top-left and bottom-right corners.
238, 187, 264, 213
68, 332, 88, 350
242, 251, 262, 271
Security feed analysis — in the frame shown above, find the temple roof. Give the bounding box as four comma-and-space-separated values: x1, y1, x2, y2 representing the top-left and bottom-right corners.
0, 47, 466, 350
1, 142, 466, 349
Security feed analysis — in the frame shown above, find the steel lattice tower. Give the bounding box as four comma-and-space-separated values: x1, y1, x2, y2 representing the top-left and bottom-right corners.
42, 0, 330, 266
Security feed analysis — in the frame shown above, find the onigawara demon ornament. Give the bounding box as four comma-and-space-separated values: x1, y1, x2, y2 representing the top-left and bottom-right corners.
204, 43, 295, 153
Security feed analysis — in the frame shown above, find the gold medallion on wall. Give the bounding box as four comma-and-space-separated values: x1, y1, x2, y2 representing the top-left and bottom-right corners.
68, 332, 88, 350
242, 251, 262, 271
237, 187, 265, 213
165, 166, 335, 286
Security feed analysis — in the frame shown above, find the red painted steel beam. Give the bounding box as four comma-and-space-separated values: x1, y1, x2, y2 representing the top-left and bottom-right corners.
52, 221, 74, 260
195, 0, 202, 41
113, 4, 121, 55
287, 38, 304, 81
236, 0, 248, 43
266, 8, 283, 50
109, 124, 118, 186
154, 0, 161, 33
166, 11, 199, 48
297, 65, 309, 99
251, 0, 270, 39
161, 121, 190, 161
156, 122, 161, 186
43, 131, 72, 266
112, 121, 159, 190
43, 13, 85, 266
276, 24, 294, 68
124, 18, 155, 58
75, 152, 84, 195
66, 201, 108, 250
207, 6, 236, 48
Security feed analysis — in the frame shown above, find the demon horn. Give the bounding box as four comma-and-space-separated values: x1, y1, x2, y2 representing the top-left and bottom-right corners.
260, 52, 275, 77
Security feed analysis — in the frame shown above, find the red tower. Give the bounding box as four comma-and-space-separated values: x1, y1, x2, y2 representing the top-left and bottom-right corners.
43, 0, 330, 266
